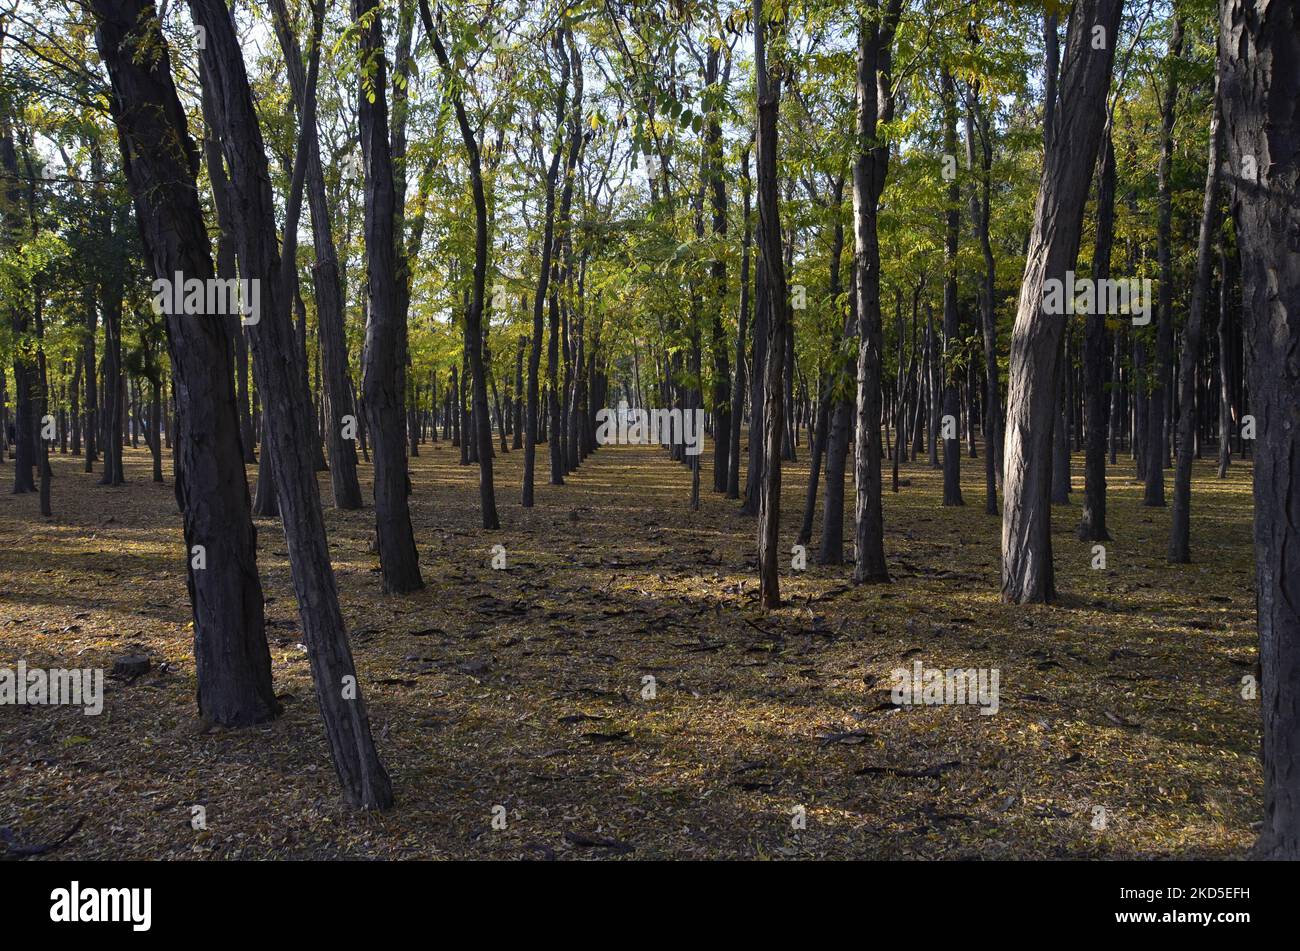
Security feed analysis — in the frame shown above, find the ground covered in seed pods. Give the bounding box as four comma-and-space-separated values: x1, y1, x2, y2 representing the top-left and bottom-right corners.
0, 437, 1261, 859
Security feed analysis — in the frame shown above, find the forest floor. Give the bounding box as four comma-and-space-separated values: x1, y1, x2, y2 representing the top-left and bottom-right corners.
0, 434, 1261, 859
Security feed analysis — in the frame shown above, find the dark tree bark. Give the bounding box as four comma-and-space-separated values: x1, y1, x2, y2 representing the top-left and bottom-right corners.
754, 0, 790, 609
422, 0, 501, 528
851, 0, 903, 585
90, 0, 279, 727
1145, 17, 1184, 507
0, 102, 36, 495
268, 0, 363, 509
1169, 75, 1222, 563
82, 283, 98, 472
1078, 132, 1115, 541
706, 47, 732, 494
1001, 0, 1122, 604
1218, 0, 1300, 858
727, 145, 752, 501
189, 0, 395, 807
551, 45, 583, 485
940, 66, 964, 506
521, 41, 571, 508
803, 174, 847, 549
355, 0, 422, 593
965, 69, 1000, 515
1216, 241, 1234, 478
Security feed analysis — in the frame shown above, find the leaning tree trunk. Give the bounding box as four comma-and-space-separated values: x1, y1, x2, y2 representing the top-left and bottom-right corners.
90, 0, 279, 727
1001, 0, 1122, 604
188, 0, 395, 808
268, 0, 363, 509
1218, 0, 1300, 859
1169, 74, 1222, 563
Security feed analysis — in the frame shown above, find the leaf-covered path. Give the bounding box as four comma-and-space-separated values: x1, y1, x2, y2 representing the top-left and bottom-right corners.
0, 440, 1260, 858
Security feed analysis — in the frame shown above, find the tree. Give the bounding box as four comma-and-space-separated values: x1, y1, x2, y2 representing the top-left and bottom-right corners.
190, 0, 395, 808
268, 0, 364, 510
1000, 0, 1123, 604
1218, 0, 1300, 859
850, 0, 902, 585
90, 0, 280, 727
355, 0, 423, 594
754, 0, 791, 610
1168, 72, 1221, 563
420, 0, 501, 529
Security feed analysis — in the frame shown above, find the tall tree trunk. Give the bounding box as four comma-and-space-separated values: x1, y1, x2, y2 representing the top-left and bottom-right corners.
940, 66, 964, 506
355, 0, 422, 593
1145, 17, 1185, 507
268, 0, 363, 509
851, 0, 903, 585
91, 0, 279, 727
1216, 242, 1234, 478
706, 48, 731, 494
190, 0, 396, 807
1001, 0, 1122, 604
754, 0, 790, 609
423, 0, 501, 528
521, 40, 572, 507
1219, 0, 1300, 859
1079, 133, 1116, 541
966, 72, 1000, 514
728, 146, 752, 501
1169, 74, 1222, 563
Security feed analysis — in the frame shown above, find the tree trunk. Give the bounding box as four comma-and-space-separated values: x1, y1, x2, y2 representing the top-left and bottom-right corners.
851, 1, 902, 585
728, 146, 752, 501
940, 66, 964, 506
1169, 74, 1222, 563
1145, 17, 1184, 507
1079, 133, 1115, 541
1216, 242, 1234, 478
355, 0, 422, 593
754, 0, 790, 610
268, 0, 363, 509
1001, 0, 1122, 604
1218, 0, 1300, 856
91, 0, 279, 727
191, 0, 396, 807
521, 41, 572, 507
